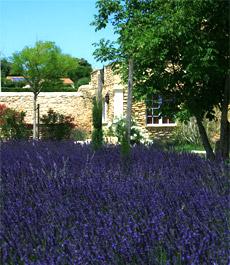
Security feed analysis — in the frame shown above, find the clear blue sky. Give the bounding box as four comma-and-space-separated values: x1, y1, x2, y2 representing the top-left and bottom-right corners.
0, 0, 116, 69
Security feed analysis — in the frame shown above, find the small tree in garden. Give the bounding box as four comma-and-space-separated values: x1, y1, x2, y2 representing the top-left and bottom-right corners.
108, 118, 142, 145
11, 41, 76, 139
0, 104, 29, 140
92, 97, 103, 150
40, 109, 74, 140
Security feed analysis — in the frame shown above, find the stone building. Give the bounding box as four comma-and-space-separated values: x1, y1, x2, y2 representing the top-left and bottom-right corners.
90, 65, 177, 141
0, 65, 177, 141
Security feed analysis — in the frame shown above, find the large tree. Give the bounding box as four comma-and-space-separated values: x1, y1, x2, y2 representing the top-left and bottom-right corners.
93, 0, 229, 160
11, 41, 76, 139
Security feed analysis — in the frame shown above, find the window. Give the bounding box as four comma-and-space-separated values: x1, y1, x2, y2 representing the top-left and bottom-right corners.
113, 89, 123, 119
146, 95, 175, 126
102, 100, 108, 123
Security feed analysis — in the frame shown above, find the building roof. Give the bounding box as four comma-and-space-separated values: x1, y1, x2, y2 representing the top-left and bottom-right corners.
6, 76, 74, 85
60, 78, 74, 85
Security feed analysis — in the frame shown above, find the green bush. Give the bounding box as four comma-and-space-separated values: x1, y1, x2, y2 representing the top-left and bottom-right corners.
0, 104, 29, 140
2, 87, 31, 92
92, 129, 103, 150
70, 128, 88, 141
92, 97, 103, 150
40, 109, 74, 140
76, 77, 90, 88
2, 79, 28, 89
172, 117, 219, 148
173, 118, 202, 146
107, 118, 142, 145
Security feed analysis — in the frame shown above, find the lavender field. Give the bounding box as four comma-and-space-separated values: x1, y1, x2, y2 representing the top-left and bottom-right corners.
1, 141, 229, 265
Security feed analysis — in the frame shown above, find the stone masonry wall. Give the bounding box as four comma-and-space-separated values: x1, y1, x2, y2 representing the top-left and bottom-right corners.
0, 85, 95, 133
0, 66, 177, 141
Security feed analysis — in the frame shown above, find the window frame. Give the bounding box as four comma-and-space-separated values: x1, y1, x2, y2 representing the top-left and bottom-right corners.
146, 95, 176, 127
102, 100, 108, 124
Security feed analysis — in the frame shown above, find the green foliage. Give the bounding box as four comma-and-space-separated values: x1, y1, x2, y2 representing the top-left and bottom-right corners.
92, 129, 103, 150
156, 245, 168, 265
40, 109, 74, 140
173, 116, 220, 147
11, 41, 76, 95
93, 0, 229, 157
108, 118, 142, 145
2, 79, 27, 89
76, 77, 90, 88
120, 133, 130, 160
173, 118, 202, 147
93, 0, 228, 117
0, 58, 12, 78
2, 87, 29, 92
92, 97, 102, 129
0, 104, 29, 140
70, 128, 88, 141
92, 97, 103, 150
67, 58, 92, 84
10, 41, 77, 139
2, 54, 91, 92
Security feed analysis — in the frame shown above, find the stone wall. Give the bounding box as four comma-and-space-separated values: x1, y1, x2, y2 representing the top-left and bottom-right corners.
0, 66, 177, 141
0, 85, 95, 133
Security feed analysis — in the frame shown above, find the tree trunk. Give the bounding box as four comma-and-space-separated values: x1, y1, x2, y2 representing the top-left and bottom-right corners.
126, 58, 134, 146
196, 115, 215, 160
33, 93, 37, 140
97, 68, 104, 102
219, 74, 230, 160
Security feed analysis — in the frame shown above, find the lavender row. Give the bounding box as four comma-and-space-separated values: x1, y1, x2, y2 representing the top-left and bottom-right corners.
1, 141, 229, 264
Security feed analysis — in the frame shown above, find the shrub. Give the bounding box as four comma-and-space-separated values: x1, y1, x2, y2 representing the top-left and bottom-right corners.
173, 117, 220, 148
70, 127, 88, 141
76, 77, 90, 88
0, 104, 29, 140
92, 97, 103, 150
173, 118, 202, 146
40, 109, 74, 140
2, 87, 31, 92
107, 118, 142, 145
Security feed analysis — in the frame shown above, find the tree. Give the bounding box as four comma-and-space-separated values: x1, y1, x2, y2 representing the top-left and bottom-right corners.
92, 97, 103, 151
93, 0, 138, 152
11, 41, 76, 139
1, 58, 11, 78
67, 58, 92, 88
93, 0, 229, 160
1, 58, 12, 91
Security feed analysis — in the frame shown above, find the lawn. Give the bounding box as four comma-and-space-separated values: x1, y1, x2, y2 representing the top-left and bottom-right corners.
1, 141, 229, 264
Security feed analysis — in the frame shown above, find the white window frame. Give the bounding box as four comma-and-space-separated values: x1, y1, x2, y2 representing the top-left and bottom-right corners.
113, 88, 123, 120
146, 95, 176, 127
102, 100, 108, 124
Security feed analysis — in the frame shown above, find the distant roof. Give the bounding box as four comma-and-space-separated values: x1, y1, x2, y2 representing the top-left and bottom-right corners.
60, 78, 74, 85
6, 76, 74, 85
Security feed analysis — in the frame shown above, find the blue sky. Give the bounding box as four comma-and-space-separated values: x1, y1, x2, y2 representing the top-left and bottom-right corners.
0, 0, 116, 69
